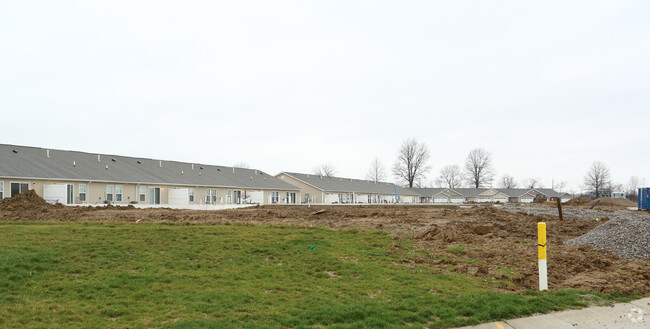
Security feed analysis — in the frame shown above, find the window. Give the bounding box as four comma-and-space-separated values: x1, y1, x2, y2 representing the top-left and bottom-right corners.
227, 190, 232, 204
304, 193, 310, 203
139, 186, 146, 202
0, 182, 3, 199
115, 185, 123, 202
206, 189, 211, 204
189, 188, 195, 202
106, 185, 114, 202
10, 182, 29, 197
78, 184, 87, 202
271, 191, 279, 204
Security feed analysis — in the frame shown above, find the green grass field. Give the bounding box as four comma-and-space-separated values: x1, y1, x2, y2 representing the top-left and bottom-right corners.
0, 222, 631, 328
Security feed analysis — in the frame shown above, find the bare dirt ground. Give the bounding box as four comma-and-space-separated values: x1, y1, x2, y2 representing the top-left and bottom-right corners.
1, 191, 648, 295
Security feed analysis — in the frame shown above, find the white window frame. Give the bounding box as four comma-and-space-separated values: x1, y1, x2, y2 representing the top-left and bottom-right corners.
106, 185, 114, 202
10, 181, 30, 197
139, 186, 146, 202
189, 188, 195, 202
115, 185, 123, 202
0, 181, 3, 199
78, 184, 87, 203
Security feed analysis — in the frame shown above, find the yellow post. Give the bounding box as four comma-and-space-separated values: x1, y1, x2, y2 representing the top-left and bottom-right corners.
538, 222, 548, 290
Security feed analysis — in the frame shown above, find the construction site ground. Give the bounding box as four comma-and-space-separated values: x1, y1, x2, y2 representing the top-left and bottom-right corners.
1, 190, 649, 296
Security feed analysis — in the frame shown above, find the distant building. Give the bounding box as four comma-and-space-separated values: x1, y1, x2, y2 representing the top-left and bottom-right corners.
275, 172, 419, 204
0, 144, 299, 206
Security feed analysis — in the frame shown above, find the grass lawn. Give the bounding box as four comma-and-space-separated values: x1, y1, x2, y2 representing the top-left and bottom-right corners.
0, 222, 630, 328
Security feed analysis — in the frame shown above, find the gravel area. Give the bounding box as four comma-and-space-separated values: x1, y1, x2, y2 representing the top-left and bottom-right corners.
565, 213, 650, 259
501, 205, 650, 260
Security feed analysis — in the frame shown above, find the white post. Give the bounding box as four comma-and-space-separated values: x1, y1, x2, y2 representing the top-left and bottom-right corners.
538, 222, 548, 291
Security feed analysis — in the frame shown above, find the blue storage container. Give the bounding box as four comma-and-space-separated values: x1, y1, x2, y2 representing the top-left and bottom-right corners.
639, 188, 650, 210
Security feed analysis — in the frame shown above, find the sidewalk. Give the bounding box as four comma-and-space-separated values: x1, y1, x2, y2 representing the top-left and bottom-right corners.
455, 297, 648, 329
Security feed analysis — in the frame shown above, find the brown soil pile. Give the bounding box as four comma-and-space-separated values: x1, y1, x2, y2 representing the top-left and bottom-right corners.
0, 190, 66, 220
590, 197, 636, 208
564, 197, 592, 206
0, 202, 648, 295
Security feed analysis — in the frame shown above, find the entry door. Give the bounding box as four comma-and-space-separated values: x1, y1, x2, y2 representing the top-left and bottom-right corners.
66, 184, 74, 204
289, 192, 296, 204
10, 182, 29, 197
148, 187, 161, 205
233, 190, 241, 204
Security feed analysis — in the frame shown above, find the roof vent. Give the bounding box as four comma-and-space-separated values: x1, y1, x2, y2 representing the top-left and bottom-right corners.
192, 164, 194, 170
181, 171, 184, 175
105, 165, 109, 170
137, 161, 141, 164
216, 168, 220, 171
250, 176, 253, 180
73, 161, 76, 167
200, 166, 204, 170
233, 168, 235, 173
199, 172, 202, 176
159, 160, 162, 167
46, 150, 50, 158
12, 149, 18, 153
111, 158, 116, 162
97, 155, 101, 162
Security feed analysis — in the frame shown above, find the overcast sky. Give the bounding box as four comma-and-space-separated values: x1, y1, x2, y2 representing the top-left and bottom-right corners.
1, 1, 649, 193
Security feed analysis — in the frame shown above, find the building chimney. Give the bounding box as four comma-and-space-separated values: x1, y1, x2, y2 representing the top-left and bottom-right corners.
46, 150, 50, 158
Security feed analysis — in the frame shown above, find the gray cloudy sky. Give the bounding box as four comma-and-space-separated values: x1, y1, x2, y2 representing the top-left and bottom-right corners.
1, 1, 649, 192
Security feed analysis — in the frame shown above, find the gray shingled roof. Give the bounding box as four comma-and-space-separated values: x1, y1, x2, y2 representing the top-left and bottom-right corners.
0, 144, 299, 190
280, 172, 419, 196
409, 188, 445, 197
447, 188, 489, 198
499, 188, 535, 197
533, 188, 566, 198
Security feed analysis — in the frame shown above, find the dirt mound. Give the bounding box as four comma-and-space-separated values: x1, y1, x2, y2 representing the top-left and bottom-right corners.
590, 197, 636, 208
0, 190, 70, 220
564, 197, 592, 206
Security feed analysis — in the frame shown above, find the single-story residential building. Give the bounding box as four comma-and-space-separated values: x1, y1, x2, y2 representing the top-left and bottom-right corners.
275, 172, 420, 204
412, 188, 465, 203
413, 187, 570, 204
0, 144, 300, 206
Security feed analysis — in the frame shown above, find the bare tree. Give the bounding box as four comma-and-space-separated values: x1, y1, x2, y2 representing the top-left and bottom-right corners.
584, 161, 611, 198
499, 175, 517, 189
554, 181, 567, 192
366, 157, 386, 183
628, 176, 640, 192
233, 162, 250, 169
392, 138, 431, 188
313, 164, 337, 177
627, 176, 640, 201
523, 177, 541, 189
437, 164, 464, 189
464, 148, 495, 188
